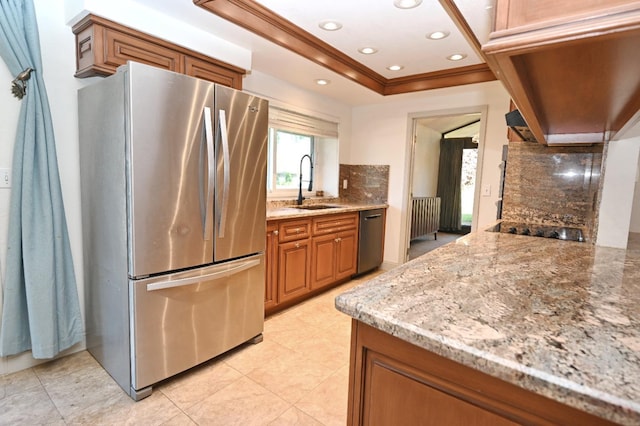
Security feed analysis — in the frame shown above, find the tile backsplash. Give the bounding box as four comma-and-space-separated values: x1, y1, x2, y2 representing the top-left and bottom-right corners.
501, 141, 603, 241
339, 164, 389, 204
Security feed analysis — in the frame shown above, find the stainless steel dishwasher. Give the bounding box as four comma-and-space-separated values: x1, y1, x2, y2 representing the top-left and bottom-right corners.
357, 209, 385, 274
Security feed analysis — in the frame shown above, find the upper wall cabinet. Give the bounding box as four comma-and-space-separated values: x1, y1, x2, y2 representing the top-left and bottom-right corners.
72, 14, 245, 90
482, 1, 640, 145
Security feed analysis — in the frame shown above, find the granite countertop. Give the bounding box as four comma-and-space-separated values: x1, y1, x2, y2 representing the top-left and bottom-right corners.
335, 230, 640, 425
267, 200, 388, 220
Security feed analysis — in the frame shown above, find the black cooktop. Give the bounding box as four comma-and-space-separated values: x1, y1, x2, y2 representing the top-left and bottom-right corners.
488, 221, 585, 242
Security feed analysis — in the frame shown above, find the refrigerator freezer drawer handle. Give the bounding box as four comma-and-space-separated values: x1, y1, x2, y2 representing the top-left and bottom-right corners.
146, 258, 261, 291
203, 107, 215, 240
218, 109, 231, 238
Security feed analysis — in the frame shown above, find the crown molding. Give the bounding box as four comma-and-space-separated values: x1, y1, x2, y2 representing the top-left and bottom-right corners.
194, 0, 496, 95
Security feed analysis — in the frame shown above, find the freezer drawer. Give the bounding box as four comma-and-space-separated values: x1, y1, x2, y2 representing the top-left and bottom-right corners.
130, 255, 264, 392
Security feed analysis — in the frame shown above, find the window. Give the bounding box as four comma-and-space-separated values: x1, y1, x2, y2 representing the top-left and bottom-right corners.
271, 129, 314, 190
267, 107, 339, 198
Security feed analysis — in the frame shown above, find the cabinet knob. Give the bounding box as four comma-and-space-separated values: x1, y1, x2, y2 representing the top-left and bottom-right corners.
273, 230, 279, 235
295, 242, 300, 248
295, 228, 301, 233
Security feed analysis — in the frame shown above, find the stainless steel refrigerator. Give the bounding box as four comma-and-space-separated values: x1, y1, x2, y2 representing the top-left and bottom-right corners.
78, 62, 267, 400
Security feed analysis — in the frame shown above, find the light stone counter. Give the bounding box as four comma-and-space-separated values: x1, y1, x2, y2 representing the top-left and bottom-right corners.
335, 230, 640, 425
266, 201, 388, 220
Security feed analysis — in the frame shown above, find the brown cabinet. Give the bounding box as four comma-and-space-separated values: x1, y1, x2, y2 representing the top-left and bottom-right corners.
348, 321, 615, 426
265, 211, 360, 314
275, 218, 312, 305
483, 1, 640, 145
265, 223, 278, 310
335, 230, 358, 280
310, 213, 358, 290
277, 238, 312, 304
72, 14, 245, 89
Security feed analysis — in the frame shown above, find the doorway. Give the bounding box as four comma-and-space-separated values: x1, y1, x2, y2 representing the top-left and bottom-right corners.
406, 110, 484, 261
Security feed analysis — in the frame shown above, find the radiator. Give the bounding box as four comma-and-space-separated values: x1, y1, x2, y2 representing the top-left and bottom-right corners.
411, 197, 440, 240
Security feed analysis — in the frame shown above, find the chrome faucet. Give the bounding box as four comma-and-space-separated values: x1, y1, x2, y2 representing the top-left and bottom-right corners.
297, 154, 313, 205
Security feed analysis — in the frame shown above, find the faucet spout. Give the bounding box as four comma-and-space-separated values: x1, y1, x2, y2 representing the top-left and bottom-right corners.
297, 154, 313, 205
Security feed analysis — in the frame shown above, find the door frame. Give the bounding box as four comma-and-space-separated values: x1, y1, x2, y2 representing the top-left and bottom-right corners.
400, 105, 489, 263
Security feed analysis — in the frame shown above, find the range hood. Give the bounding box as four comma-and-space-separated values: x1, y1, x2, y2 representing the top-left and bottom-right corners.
505, 109, 537, 143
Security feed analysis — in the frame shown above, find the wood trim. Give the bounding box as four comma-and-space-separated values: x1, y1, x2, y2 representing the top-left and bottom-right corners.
72, 14, 245, 89
438, 0, 486, 62
194, 0, 496, 96
384, 64, 495, 95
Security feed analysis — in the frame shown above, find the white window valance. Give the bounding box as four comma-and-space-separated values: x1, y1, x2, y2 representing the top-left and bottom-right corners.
269, 107, 339, 138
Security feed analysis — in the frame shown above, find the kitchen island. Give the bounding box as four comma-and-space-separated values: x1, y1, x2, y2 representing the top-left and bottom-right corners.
336, 230, 640, 425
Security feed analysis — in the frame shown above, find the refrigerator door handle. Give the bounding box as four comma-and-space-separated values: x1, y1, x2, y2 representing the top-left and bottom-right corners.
203, 107, 215, 240
218, 109, 231, 238
146, 258, 261, 291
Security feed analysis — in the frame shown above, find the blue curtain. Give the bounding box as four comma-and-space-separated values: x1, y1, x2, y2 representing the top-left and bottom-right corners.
0, 0, 83, 358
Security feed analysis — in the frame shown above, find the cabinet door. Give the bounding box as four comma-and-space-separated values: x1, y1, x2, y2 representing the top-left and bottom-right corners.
265, 223, 278, 311
184, 56, 243, 89
103, 26, 182, 73
278, 239, 311, 303
311, 233, 337, 289
335, 229, 358, 280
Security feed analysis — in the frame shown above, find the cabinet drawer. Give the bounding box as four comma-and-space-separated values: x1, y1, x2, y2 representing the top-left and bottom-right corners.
312, 213, 358, 236
278, 219, 311, 242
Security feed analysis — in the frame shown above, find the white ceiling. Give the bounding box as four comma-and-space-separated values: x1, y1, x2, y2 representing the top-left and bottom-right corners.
132, 0, 496, 106
419, 113, 481, 139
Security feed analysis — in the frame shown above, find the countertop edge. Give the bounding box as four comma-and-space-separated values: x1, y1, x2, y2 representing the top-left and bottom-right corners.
335, 298, 640, 424
267, 203, 388, 220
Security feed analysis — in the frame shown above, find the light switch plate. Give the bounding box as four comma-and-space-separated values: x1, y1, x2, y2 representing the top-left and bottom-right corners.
482, 184, 491, 197
0, 168, 10, 188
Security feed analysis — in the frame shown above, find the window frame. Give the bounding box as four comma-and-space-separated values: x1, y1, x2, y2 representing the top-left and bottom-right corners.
267, 127, 317, 198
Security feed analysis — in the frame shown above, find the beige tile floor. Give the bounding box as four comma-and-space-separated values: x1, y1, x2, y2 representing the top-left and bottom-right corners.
0, 272, 380, 426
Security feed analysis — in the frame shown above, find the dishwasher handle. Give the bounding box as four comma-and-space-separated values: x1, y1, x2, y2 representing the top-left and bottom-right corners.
364, 213, 382, 220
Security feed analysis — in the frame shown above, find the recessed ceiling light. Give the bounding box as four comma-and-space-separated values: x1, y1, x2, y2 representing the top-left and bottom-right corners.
393, 0, 422, 9
387, 65, 404, 71
315, 79, 331, 85
447, 53, 467, 61
358, 47, 378, 55
318, 20, 342, 31
427, 31, 450, 40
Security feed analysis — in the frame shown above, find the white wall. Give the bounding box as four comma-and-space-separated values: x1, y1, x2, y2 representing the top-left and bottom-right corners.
412, 124, 441, 197
629, 152, 640, 233
597, 137, 640, 247
350, 81, 511, 266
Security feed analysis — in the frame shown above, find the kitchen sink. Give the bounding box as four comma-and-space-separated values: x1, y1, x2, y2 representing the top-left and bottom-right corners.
293, 204, 341, 210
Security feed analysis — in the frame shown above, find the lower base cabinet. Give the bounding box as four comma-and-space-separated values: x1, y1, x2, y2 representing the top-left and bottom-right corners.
266, 212, 360, 314
347, 321, 615, 426
310, 229, 357, 289
277, 239, 311, 303
264, 223, 278, 311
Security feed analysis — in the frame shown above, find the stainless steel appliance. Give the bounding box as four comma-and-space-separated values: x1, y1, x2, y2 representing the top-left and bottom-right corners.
357, 209, 385, 274
78, 62, 268, 400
